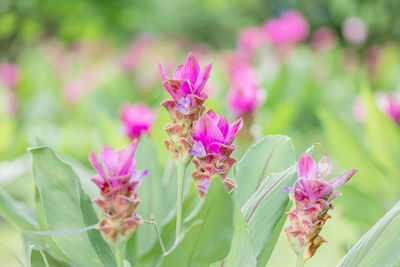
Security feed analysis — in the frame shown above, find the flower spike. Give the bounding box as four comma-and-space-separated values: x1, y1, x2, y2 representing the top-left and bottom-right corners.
285, 152, 358, 261
89, 140, 148, 244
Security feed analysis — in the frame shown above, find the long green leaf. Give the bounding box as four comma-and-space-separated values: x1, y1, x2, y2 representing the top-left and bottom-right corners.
242, 166, 297, 266
0, 187, 38, 230
338, 200, 400, 267
30, 146, 116, 267
234, 135, 296, 207
159, 178, 234, 267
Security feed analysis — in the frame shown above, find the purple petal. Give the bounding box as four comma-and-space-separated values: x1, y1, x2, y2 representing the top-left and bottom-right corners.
189, 141, 207, 157
176, 96, 191, 115
283, 186, 291, 192
198, 179, 210, 193
297, 152, 319, 179
329, 168, 358, 189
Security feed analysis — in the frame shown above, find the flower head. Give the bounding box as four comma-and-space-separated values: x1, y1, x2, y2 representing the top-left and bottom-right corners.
159, 52, 212, 114
89, 140, 148, 243
189, 109, 243, 197
120, 103, 155, 140
0, 63, 19, 89
237, 27, 266, 55
263, 11, 309, 46
311, 27, 337, 52
285, 152, 357, 261
227, 57, 264, 117
159, 53, 212, 163
342, 17, 368, 45
376, 93, 400, 125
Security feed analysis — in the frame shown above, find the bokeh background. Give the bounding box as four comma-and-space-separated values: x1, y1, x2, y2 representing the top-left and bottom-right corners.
1, 0, 400, 266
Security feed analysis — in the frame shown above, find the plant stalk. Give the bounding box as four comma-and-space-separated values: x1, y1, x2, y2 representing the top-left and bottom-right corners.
176, 161, 187, 241
113, 242, 126, 267
296, 249, 306, 267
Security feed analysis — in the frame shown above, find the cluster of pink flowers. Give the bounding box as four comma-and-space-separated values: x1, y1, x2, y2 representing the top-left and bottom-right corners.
236, 10, 309, 55
120, 103, 156, 140
353, 93, 400, 126
89, 140, 148, 244
285, 153, 357, 261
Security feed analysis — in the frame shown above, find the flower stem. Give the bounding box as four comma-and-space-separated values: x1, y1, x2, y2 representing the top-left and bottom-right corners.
296, 250, 306, 267
113, 242, 126, 267
176, 161, 187, 241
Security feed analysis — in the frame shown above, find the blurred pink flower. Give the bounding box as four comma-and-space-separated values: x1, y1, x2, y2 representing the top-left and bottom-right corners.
263, 10, 309, 45
89, 140, 148, 243
190, 109, 242, 196
0, 63, 19, 89
376, 92, 400, 125
227, 56, 264, 117
121, 35, 150, 73
120, 103, 156, 140
311, 27, 337, 52
285, 153, 357, 260
237, 27, 266, 55
342, 17, 368, 45
354, 93, 400, 125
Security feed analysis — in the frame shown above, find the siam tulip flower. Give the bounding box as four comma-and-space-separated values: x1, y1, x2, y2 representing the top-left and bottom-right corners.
353, 93, 400, 126
263, 10, 309, 46
237, 27, 266, 55
311, 27, 337, 52
189, 109, 243, 197
158, 53, 212, 163
120, 103, 156, 140
0, 63, 19, 89
342, 17, 368, 45
89, 140, 148, 244
227, 56, 264, 117
284, 153, 358, 262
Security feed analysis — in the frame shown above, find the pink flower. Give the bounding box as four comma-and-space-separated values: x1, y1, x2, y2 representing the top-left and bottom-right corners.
159, 52, 212, 114
227, 57, 264, 116
189, 109, 243, 196
376, 93, 400, 125
0, 63, 19, 89
342, 17, 368, 45
237, 27, 266, 55
263, 10, 309, 45
121, 35, 150, 73
120, 103, 155, 140
89, 140, 148, 243
285, 153, 357, 260
311, 27, 337, 52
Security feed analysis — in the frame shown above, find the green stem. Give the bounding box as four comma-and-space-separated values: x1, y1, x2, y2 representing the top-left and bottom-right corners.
296, 249, 306, 267
113, 242, 126, 267
176, 161, 187, 241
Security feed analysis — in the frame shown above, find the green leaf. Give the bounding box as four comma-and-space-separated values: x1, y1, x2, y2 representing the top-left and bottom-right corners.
242, 167, 297, 267
234, 135, 296, 207
30, 146, 116, 267
0, 187, 38, 230
338, 200, 400, 267
159, 178, 234, 267
223, 203, 257, 267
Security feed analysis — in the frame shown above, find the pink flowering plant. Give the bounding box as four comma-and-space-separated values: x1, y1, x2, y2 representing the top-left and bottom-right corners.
12, 47, 400, 267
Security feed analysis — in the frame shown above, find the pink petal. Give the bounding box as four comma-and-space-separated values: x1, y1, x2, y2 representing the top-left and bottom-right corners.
180, 53, 200, 86
206, 109, 219, 124
193, 63, 212, 94
173, 64, 184, 80
226, 118, 243, 146
158, 62, 170, 81
89, 150, 106, 178
99, 145, 118, 177
318, 154, 333, 178
297, 152, 319, 179
119, 140, 138, 175
194, 113, 224, 150
329, 168, 358, 189
217, 114, 229, 139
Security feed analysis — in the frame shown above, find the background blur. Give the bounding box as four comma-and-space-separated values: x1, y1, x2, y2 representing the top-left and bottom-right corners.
1, 0, 400, 266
